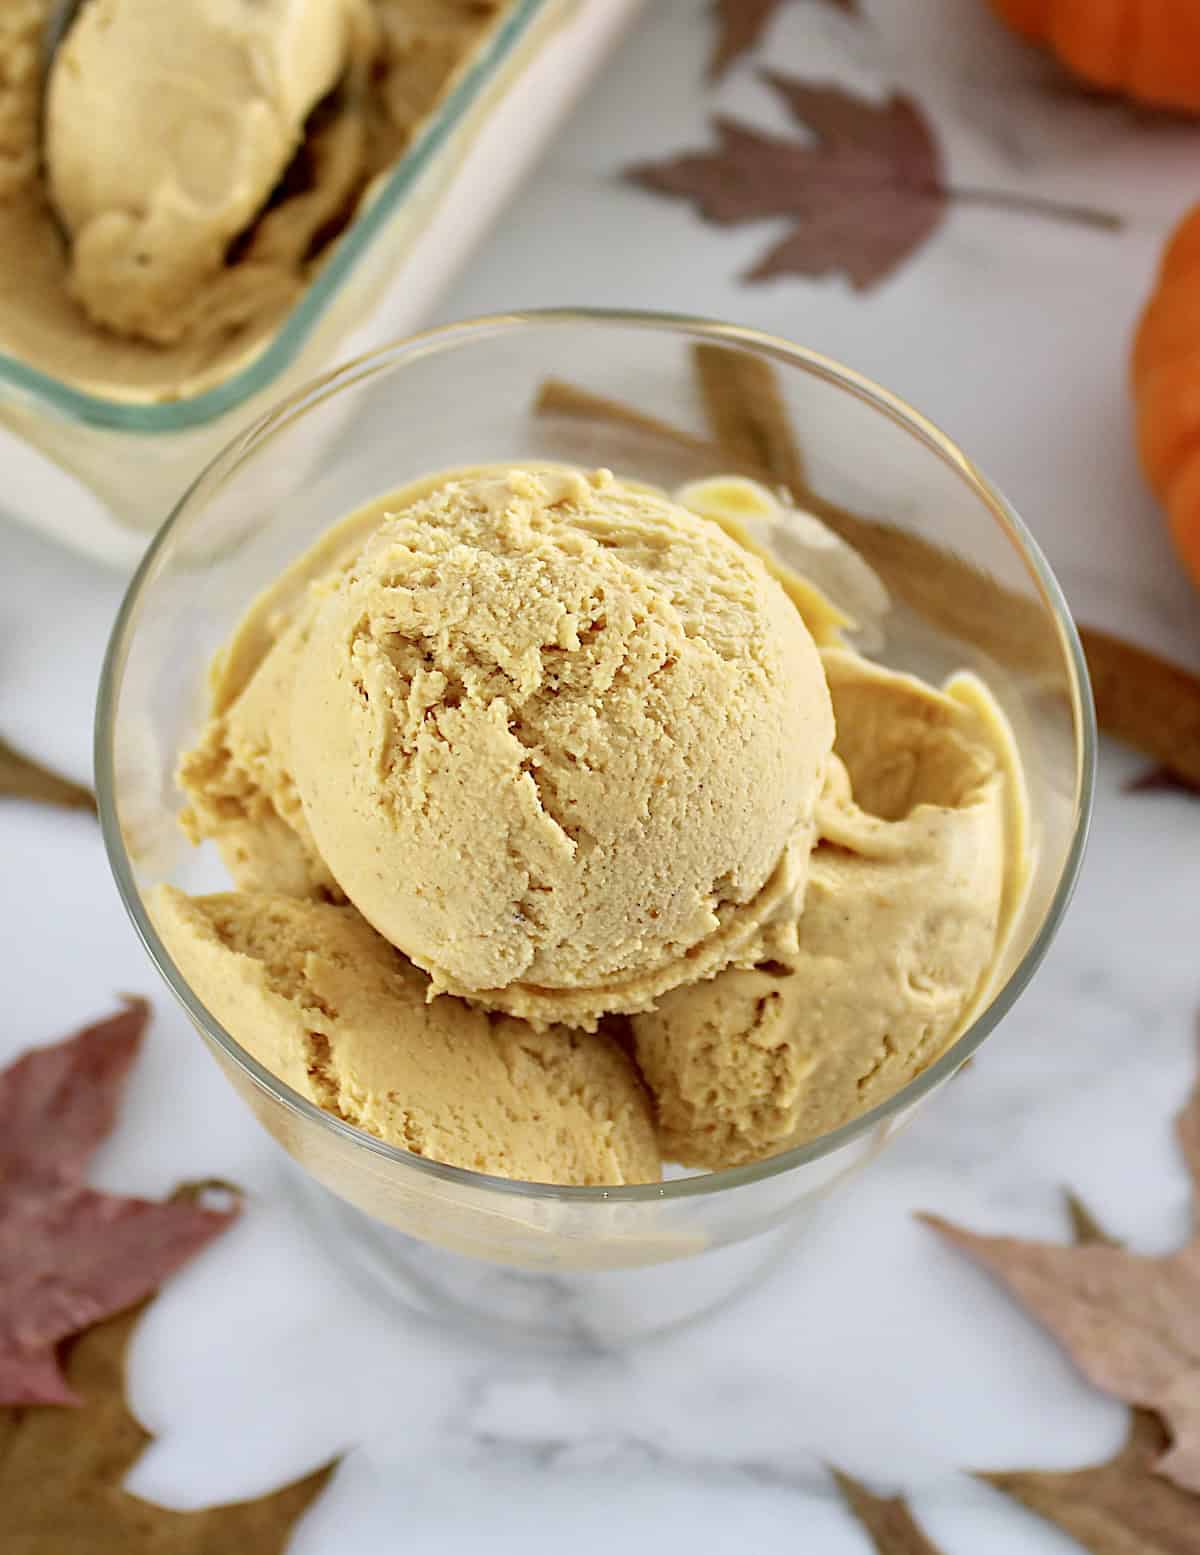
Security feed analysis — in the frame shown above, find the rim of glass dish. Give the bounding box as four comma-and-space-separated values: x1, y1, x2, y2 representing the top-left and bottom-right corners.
0, 0, 550, 434
96, 308, 1098, 1205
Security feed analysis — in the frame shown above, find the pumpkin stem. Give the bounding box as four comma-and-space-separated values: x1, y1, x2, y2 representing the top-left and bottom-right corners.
946, 186, 1123, 231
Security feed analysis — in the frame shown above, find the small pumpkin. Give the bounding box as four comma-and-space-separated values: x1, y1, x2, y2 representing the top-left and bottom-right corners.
1132, 202, 1200, 588
987, 0, 1200, 113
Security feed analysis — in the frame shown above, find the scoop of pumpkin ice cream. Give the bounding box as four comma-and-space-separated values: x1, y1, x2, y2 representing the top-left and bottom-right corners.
176, 466, 403, 900
179, 600, 343, 900
151, 885, 660, 1186
285, 465, 833, 1027
45, 0, 366, 344
630, 650, 1023, 1169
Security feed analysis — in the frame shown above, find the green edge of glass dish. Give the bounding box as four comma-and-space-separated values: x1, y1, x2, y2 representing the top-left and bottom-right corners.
0, 0, 550, 434
95, 310, 1098, 1205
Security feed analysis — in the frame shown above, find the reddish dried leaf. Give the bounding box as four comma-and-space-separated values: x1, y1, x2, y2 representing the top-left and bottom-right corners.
631, 71, 1117, 288
744, 186, 942, 286
629, 75, 945, 290
922, 1048, 1200, 1493
0, 1003, 238, 1405
709, 0, 858, 80
0, 1302, 337, 1553
763, 72, 924, 159
831, 1468, 949, 1553
981, 1411, 1200, 1555
0, 1187, 236, 1405
0, 1000, 147, 1190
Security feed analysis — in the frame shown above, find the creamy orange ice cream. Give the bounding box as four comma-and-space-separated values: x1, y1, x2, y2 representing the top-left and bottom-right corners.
169, 462, 1026, 1183
181, 465, 834, 1029
152, 886, 659, 1185
286, 466, 834, 1026
630, 650, 1025, 1168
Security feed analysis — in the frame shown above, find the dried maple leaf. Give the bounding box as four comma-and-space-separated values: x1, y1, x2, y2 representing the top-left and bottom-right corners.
974, 1197, 1200, 1554
0, 735, 95, 814
830, 1467, 948, 1553
1063, 1191, 1119, 1248
983, 1411, 1200, 1555
0, 999, 145, 1190
0, 1002, 238, 1405
628, 73, 1120, 290
0, 1301, 336, 1554
709, 0, 858, 81
922, 1043, 1200, 1493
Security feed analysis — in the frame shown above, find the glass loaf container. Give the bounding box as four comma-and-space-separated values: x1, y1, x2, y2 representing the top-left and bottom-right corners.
0, 0, 644, 567
98, 311, 1096, 1345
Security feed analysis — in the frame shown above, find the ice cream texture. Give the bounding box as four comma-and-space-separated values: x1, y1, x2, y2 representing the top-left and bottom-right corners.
151, 886, 660, 1186
631, 649, 1024, 1168
0, 0, 509, 397
285, 466, 833, 1025
170, 464, 1025, 1183
183, 466, 834, 1025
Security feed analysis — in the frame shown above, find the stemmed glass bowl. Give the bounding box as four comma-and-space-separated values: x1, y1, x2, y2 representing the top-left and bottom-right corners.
97, 311, 1094, 1344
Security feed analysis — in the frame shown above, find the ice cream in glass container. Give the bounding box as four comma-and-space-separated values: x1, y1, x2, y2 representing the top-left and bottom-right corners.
0, 0, 639, 561
98, 313, 1094, 1343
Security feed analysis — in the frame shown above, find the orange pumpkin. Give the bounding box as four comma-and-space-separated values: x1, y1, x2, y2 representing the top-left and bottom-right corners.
988, 0, 1200, 113
1132, 203, 1200, 589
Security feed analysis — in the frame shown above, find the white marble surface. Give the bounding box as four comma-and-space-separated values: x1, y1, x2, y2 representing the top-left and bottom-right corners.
3, 1, 1200, 1549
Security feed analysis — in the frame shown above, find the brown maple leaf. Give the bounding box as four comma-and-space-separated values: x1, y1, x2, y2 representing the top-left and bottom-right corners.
709, 0, 859, 81
975, 1196, 1200, 1554
629, 75, 943, 289
0, 735, 95, 814
983, 1410, 1200, 1555
830, 1467, 948, 1554
0, 1002, 239, 1405
628, 73, 1120, 290
0, 1300, 335, 1554
922, 1042, 1200, 1493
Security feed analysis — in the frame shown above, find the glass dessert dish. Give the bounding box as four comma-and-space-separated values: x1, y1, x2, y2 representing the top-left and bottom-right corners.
0, 0, 641, 567
97, 311, 1095, 1345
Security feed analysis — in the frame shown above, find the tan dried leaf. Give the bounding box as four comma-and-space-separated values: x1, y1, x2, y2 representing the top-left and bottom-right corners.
830, 1467, 949, 1554
977, 1200, 1200, 1553
982, 1411, 1200, 1555
0, 1303, 336, 1554
0, 736, 95, 814
924, 1048, 1200, 1493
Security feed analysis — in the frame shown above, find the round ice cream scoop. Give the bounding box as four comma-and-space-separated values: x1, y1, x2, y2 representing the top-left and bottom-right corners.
288, 466, 835, 1028
44, 0, 362, 343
